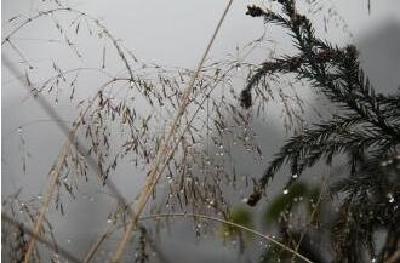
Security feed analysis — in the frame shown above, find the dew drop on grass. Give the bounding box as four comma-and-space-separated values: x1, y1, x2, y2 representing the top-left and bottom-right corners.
381, 160, 389, 167
195, 224, 201, 238
236, 63, 241, 71
387, 193, 394, 203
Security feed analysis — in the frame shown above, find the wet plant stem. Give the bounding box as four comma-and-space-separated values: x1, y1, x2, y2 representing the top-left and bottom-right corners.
110, 1, 234, 261
23, 79, 127, 263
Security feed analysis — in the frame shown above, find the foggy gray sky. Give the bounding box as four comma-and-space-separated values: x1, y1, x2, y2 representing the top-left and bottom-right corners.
2, 0, 400, 262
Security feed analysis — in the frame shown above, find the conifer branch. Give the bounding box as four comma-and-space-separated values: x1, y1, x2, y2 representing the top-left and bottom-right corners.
244, 2, 400, 207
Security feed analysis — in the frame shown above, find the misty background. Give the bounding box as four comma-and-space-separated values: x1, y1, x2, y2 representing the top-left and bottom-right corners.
2, 0, 400, 262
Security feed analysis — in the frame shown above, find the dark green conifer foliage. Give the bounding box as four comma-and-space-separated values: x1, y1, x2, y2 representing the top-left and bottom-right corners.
243, 1, 400, 261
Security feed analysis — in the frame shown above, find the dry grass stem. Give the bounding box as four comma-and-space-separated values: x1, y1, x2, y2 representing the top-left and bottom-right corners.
110, 0, 234, 261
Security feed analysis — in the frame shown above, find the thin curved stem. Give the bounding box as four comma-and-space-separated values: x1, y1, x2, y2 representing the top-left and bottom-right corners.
2, 212, 81, 263
83, 68, 233, 262
85, 212, 314, 263
4, 210, 314, 263
110, 1, 234, 261
23, 78, 128, 263
2, 7, 136, 81
140, 213, 314, 263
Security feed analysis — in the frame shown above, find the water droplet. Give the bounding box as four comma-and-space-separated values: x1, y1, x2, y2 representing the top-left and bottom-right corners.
387, 193, 395, 203
381, 161, 389, 167
292, 173, 298, 179
283, 189, 289, 195
235, 63, 241, 71
195, 223, 201, 238
52, 253, 60, 262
